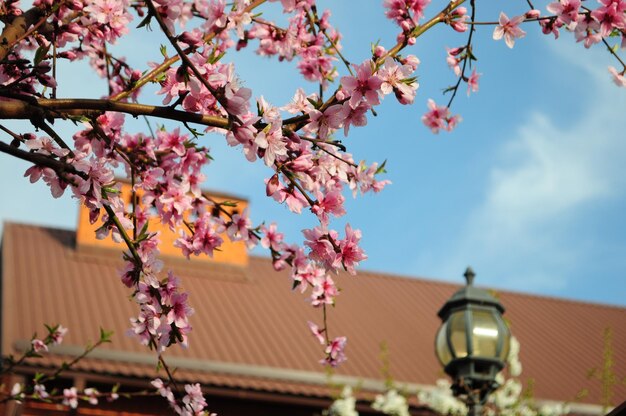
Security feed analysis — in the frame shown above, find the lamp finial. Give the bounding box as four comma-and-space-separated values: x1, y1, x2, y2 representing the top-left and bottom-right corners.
464, 267, 475, 286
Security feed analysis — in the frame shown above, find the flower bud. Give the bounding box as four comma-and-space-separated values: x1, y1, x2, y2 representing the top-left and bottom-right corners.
266, 174, 280, 197
525, 9, 541, 19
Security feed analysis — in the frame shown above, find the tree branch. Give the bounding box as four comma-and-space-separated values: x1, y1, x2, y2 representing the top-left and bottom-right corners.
0, 7, 45, 61
0, 140, 86, 179
0, 97, 230, 129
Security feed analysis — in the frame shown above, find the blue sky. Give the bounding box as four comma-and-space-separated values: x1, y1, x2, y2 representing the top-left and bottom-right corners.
1, 1, 625, 306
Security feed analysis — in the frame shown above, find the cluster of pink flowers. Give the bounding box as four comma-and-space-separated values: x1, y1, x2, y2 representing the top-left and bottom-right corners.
307, 322, 347, 367
62, 387, 97, 408
4, 0, 626, 405
493, 0, 626, 54
12, 379, 118, 408
248, 3, 339, 86
10, 325, 121, 408
422, 99, 461, 134
153, 379, 212, 416
384, 0, 431, 43
128, 267, 194, 353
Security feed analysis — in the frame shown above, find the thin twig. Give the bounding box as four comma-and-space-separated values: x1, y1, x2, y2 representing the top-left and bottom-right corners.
446, 0, 476, 108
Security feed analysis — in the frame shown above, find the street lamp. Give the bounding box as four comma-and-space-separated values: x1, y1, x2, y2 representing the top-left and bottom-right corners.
435, 267, 511, 416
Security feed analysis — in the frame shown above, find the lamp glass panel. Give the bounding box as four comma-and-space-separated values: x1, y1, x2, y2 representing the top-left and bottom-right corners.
471, 310, 500, 358
497, 321, 511, 360
435, 323, 453, 366
449, 311, 468, 358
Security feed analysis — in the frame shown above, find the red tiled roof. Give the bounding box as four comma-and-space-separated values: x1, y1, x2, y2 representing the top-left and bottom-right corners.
2, 222, 625, 408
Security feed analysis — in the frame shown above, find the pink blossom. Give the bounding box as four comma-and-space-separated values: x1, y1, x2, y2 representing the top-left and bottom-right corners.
167, 292, 194, 329
378, 57, 418, 105
63, 387, 79, 409
608, 66, 626, 87
175, 213, 225, 258
466, 68, 481, 96
526, 9, 541, 19
311, 275, 339, 306
261, 223, 284, 251
547, 0, 581, 27
225, 85, 252, 116
34, 384, 49, 399
41, 168, 69, 198
338, 224, 367, 275
308, 321, 326, 344
591, 0, 626, 37
303, 227, 339, 269
284, 189, 308, 214
349, 161, 392, 197
11, 383, 23, 403
227, 210, 252, 241
306, 105, 345, 139
493, 12, 526, 48
84, 388, 99, 405
322, 336, 347, 367
312, 189, 346, 225
157, 128, 187, 156
255, 123, 288, 166
32, 339, 48, 353
402, 54, 421, 71
283, 88, 315, 114
384, 0, 431, 28
575, 14, 602, 48
50, 325, 68, 345
449, 6, 469, 32
159, 272, 181, 304
152, 378, 175, 404
292, 263, 324, 293
24, 166, 43, 184
25, 136, 69, 157
422, 99, 458, 133
227, 7, 252, 40
340, 61, 383, 109
204, 0, 227, 30
340, 101, 369, 136
446, 47, 463, 76
182, 383, 207, 413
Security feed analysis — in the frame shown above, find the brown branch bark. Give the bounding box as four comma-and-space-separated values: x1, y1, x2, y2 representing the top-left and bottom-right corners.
0, 97, 230, 129
0, 140, 86, 179
0, 7, 45, 61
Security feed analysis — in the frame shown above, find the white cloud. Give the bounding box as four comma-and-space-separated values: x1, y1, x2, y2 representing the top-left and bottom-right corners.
420, 44, 626, 294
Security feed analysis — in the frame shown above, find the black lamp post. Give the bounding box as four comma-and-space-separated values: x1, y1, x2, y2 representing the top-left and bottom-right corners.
435, 267, 511, 416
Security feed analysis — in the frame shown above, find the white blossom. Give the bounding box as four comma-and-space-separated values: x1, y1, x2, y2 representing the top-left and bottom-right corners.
328, 386, 359, 416
372, 389, 410, 416
417, 380, 467, 416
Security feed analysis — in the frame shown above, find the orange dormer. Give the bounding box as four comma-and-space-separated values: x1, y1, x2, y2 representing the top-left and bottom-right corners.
76, 180, 249, 267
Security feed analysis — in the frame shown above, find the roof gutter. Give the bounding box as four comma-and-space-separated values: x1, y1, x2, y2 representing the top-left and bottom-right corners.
13, 340, 428, 393
13, 341, 606, 415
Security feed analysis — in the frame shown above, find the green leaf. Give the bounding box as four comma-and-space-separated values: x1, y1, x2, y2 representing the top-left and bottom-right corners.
138, 221, 150, 239
136, 14, 153, 29
209, 51, 226, 64
376, 159, 388, 175
307, 97, 321, 108
102, 187, 120, 196
34, 44, 51, 66
99, 328, 114, 343
160, 44, 167, 58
